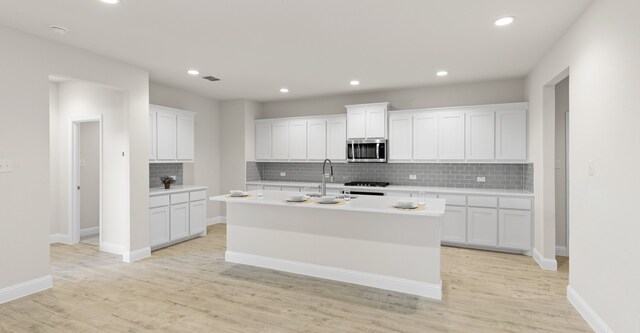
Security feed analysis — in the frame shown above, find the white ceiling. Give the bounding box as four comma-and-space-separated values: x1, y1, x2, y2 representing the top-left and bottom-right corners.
0, 0, 591, 102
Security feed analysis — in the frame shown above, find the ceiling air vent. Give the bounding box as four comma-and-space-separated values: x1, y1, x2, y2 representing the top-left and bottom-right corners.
202, 76, 221, 82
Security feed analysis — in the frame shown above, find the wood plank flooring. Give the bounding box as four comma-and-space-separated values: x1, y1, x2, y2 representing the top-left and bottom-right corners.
0, 224, 592, 332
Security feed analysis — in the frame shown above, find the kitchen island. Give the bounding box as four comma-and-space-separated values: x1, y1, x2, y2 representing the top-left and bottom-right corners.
210, 191, 446, 299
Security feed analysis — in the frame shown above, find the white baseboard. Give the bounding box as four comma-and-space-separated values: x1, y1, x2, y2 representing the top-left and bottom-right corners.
100, 241, 124, 256
0, 275, 53, 304
80, 226, 99, 237
124, 247, 151, 263
207, 216, 226, 226
556, 245, 568, 257
567, 286, 613, 333
225, 251, 442, 300
49, 233, 70, 244
533, 248, 558, 271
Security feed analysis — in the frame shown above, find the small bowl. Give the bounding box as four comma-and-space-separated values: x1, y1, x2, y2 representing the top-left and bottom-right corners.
395, 200, 415, 207
230, 190, 244, 196
288, 195, 305, 201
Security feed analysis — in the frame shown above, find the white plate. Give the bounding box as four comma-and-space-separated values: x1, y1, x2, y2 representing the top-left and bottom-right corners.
318, 199, 339, 204
230, 190, 245, 196
230, 193, 249, 197
394, 202, 418, 209
286, 197, 307, 202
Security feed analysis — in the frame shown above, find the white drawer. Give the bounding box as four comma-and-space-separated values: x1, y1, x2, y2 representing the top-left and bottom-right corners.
438, 194, 466, 206
171, 192, 189, 204
467, 196, 498, 208
499, 197, 532, 210
150, 195, 169, 208
190, 190, 206, 201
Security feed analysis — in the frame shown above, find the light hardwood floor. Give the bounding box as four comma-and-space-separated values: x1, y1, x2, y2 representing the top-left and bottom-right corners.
0, 224, 591, 332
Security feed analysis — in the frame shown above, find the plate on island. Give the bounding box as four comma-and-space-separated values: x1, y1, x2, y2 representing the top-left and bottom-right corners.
286, 195, 308, 202
229, 190, 249, 197
317, 196, 339, 204
393, 201, 418, 209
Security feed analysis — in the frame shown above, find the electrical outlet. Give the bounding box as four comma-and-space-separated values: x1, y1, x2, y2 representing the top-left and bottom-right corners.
0, 159, 13, 173
170, 175, 177, 181
280, 172, 286, 177
409, 175, 417, 180
476, 176, 486, 183
588, 160, 595, 176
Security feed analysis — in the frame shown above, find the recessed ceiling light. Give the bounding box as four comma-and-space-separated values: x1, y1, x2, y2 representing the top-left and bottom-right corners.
436, 71, 449, 77
187, 69, 200, 76
494, 16, 515, 26
100, 0, 119, 4
350, 80, 360, 86
280, 88, 289, 93
49, 25, 68, 35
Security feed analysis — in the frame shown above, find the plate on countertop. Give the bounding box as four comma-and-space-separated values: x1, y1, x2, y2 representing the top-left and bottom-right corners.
393, 202, 418, 209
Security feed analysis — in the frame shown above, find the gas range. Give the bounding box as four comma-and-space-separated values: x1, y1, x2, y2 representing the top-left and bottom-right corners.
344, 181, 390, 188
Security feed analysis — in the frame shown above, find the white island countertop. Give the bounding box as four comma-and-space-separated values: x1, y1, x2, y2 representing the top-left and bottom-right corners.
246, 180, 533, 197
150, 185, 208, 196
210, 190, 445, 217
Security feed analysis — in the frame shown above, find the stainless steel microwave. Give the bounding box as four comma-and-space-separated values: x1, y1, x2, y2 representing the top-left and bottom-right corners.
347, 139, 387, 163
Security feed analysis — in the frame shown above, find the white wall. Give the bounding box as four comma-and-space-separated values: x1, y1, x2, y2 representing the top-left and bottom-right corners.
555, 78, 569, 250
79, 122, 100, 231
526, 0, 640, 331
260, 79, 525, 118
149, 83, 222, 218
0, 25, 149, 295
49, 83, 60, 236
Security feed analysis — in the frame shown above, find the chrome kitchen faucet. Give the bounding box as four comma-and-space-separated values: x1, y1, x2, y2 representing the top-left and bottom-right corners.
321, 159, 334, 196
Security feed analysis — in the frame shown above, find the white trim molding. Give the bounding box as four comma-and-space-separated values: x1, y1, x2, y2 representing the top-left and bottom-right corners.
49, 233, 71, 244
80, 226, 99, 237
533, 248, 558, 271
100, 241, 124, 256
567, 286, 613, 333
226, 251, 442, 300
556, 245, 568, 257
0, 275, 53, 304
207, 216, 226, 226
123, 247, 151, 263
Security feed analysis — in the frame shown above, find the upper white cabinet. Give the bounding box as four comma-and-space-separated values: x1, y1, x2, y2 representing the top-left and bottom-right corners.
326, 116, 347, 161
307, 119, 327, 161
496, 109, 527, 160
288, 120, 308, 161
271, 121, 289, 160
388, 114, 413, 161
255, 115, 347, 162
150, 105, 196, 163
387, 103, 528, 163
413, 112, 439, 161
438, 111, 466, 160
346, 103, 388, 139
465, 110, 495, 161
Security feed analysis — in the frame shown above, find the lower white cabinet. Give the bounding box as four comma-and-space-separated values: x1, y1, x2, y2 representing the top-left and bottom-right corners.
499, 209, 532, 250
442, 206, 467, 243
246, 184, 264, 191
149, 189, 207, 250
467, 207, 498, 247
149, 206, 170, 247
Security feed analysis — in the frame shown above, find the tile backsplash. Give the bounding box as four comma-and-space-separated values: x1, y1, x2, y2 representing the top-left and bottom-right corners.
149, 163, 183, 188
247, 161, 533, 190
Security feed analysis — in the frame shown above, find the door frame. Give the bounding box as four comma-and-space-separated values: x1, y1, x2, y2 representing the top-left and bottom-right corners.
69, 115, 103, 245
565, 112, 570, 256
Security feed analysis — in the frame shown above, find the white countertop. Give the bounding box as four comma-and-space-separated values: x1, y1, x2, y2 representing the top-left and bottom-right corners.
246, 180, 533, 197
149, 185, 208, 196
210, 190, 446, 217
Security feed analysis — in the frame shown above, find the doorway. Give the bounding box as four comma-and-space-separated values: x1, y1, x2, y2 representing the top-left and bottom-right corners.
555, 77, 570, 257
70, 116, 103, 246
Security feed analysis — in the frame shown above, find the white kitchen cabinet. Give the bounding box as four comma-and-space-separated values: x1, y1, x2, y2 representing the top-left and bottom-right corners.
385, 191, 412, 197
413, 112, 438, 161
442, 205, 467, 243
438, 111, 465, 160
149, 206, 170, 247
246, 184, 264, 191
288, 120, 308, 161
281, 186, 302, 192
388, 114, 413, 161
465, 111, 495, 160
467, 207, 498, 247
326, 116, 347, 161
156, 111, 177, 160
264, 185, 283, 191
271, 122, 289, 160
496, 109, 527, 161
170, 203, 189, 241
149, 111, 157, 160
189, 200, 207, 235
346, 103, 388, 139
176, 113, 195, 161
499, 209, 531, 250
255, 121, 272, 161
307, 119, 326, 161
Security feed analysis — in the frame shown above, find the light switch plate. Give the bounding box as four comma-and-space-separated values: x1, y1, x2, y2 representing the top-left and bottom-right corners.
0, 159, 13, 173
409, 174, 417, 180
588, 160, 595, 176
280, 172, 286, 177
476, 176, 486, 183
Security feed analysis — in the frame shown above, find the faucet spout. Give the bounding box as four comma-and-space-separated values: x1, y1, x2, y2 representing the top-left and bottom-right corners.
321, 159, 334, 196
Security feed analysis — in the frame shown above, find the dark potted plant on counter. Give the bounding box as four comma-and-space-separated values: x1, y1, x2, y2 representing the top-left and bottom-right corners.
161, 176, 175, 189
